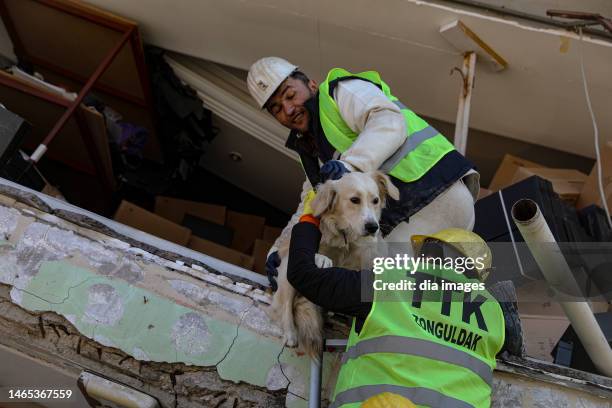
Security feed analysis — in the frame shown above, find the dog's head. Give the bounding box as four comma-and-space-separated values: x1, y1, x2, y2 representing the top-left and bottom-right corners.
311, 171, 400, 246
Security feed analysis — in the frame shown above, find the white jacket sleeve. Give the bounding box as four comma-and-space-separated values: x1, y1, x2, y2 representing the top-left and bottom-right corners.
268, 178, 313, 258
334, 79, 406, 172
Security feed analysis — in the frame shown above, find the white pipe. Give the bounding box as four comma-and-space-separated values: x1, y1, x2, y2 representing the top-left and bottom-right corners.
78, 371, 160, 408
512, 199, 612, 377
29, 144, 48, 163
453, 52, 476, 155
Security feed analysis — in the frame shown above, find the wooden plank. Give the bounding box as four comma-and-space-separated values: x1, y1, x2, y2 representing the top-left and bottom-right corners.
81, 106, 116, 190
154, 196, 226, 225
226, 211, 265, 254
4, 0, 143, 99
188, 236, 254, 270
114, 200, 191, 246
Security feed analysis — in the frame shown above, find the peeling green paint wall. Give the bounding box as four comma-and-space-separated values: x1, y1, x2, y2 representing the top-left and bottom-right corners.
0, 202, 341, 407
20, 261, 240, 366
20, 260, 330, 406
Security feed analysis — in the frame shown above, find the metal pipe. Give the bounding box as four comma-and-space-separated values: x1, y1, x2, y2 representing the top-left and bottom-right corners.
31, 27, 134, 163
308, 339, 348, 407
547, 10, 612, 35
453, 51, 476, 155
512, 199, 612, 376
435, 0, 612, 41
308, 352, 322, 408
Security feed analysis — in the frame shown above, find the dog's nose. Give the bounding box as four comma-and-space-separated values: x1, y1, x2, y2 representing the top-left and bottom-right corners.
365, 222, 379, 235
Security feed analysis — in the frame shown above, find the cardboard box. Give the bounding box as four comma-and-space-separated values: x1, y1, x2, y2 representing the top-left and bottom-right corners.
154, 196, 226, 225
516, 280, 569, 361
226, 210, 266, 254
477, 188, 493, 201
576, 142, 612, 210
262, 225, 283, 244
182, 213, 234, 246
41, 183, 66, 201
512, 167, 587, 204
188, 236, 254, 270
114, 201, 191, 246
252, 239, 273, 275
488, 154, 545, 191
520, 314, 569, 362
516, 280, 609, 361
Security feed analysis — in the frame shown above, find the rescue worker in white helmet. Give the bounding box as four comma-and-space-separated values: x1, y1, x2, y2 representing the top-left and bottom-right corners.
286, 194, 521, 407
247, 57, 481, 291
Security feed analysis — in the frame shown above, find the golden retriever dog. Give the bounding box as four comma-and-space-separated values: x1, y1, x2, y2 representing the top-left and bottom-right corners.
268, 171, 399, 357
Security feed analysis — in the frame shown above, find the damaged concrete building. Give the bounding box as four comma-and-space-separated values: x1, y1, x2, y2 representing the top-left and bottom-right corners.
1, 181, 611, 407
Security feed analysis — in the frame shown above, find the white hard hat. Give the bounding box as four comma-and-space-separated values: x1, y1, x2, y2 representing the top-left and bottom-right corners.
247, 57, 298, 109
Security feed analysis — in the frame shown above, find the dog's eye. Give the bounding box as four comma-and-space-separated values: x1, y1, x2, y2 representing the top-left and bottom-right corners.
350, 197, 360, 204
373, 197, 380, 205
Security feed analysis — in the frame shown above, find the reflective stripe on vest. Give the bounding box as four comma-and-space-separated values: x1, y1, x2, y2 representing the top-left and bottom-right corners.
340, 335, 493, 387
393, 99, 409, 111
330, 384, 475, 408
379, 100, 440, 173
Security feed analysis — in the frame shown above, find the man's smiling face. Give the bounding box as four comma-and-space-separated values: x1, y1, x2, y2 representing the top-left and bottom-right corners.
265, 76, 317, 133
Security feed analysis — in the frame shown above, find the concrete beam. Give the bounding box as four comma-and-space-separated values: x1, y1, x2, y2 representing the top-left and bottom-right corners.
0, 197, 342, 407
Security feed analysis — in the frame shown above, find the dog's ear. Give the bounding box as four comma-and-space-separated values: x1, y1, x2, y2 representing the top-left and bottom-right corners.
311, 182, 337, 217
372, 171, 400, 201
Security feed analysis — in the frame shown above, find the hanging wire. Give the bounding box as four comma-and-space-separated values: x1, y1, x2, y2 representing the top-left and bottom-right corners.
577, 27, 612, 230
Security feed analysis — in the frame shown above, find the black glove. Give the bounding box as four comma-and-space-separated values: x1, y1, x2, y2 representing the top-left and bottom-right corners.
320, 160, 350, 182
265, 250, 281, 291
489, 281, 525, 357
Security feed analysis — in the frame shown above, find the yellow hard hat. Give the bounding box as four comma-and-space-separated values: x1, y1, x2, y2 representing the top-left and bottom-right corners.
361, 392, 416, 408
411, 228, 492, 281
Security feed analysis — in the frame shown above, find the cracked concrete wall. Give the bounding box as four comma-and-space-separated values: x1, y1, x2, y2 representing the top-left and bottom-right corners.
0, 196, 342, 407
492, 371, 612, 408
0, 191, 610, 408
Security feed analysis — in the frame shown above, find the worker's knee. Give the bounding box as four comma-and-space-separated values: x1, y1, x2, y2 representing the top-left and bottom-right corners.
385, 179, 476, 243
437, 179, 476, 230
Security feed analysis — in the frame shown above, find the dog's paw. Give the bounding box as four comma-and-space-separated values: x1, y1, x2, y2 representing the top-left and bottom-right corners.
283, 331, 298, 348
314, 253, 333, 268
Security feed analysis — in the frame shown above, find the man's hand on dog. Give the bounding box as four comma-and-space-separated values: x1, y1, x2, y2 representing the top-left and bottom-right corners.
265, 251, 332, 292
320, 160, 351, 182
265, 250, 281, 291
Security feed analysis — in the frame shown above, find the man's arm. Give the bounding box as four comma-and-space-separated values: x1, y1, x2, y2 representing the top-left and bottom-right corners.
334, 79, 407, 172
288, 222, 372, 318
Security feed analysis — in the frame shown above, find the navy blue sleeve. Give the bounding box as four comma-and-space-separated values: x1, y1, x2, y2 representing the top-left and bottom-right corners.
287, 222, 372, 319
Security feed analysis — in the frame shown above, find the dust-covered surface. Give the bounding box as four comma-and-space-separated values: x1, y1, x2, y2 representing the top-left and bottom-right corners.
0, 178, 267, 288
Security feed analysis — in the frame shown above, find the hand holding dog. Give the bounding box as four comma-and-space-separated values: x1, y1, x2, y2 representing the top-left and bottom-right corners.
320, 160, 350, 182
265, 250, 281, 291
